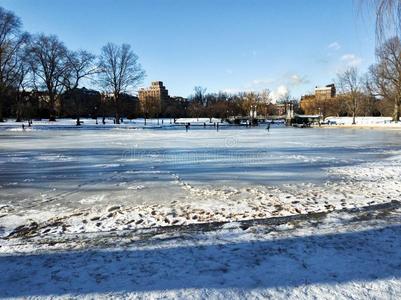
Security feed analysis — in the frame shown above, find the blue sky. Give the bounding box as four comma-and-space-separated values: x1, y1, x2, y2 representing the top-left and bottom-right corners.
0, 0, 376, 99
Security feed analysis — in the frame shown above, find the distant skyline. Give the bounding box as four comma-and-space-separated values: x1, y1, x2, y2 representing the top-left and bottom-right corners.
0, 0, 377, 99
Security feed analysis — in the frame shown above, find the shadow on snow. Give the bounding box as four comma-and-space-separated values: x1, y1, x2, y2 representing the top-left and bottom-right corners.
0, 224, 400, 297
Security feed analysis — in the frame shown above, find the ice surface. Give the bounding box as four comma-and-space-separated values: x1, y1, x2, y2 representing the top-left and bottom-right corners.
1, 124, 401, 236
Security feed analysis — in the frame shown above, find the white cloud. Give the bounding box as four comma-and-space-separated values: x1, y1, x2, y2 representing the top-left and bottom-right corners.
340, 54, 362, 67
328, 42, 341, 50
251, 78, 274, 86
271, 85, 289, 103
223, 73, 306, 99
288, 74, 309, 86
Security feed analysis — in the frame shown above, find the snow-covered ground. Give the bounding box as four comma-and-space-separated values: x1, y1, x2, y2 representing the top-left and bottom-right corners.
1, 202, 400, 299
175, 117, 224, 125
325, 116, 400, 126
1, 125, 401, 298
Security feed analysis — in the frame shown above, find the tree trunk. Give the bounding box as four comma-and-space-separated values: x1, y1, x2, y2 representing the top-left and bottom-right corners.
115, 96, 120, 124
393, 99, 400, 122
0, 88, 5, 122
15, 95, 21, 122
0, 84, 6, 122
49, 93, 56, 121
73, 91, 82, 126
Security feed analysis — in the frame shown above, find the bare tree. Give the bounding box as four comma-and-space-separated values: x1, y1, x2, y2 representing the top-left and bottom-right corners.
188, 101, 203, 120
369, 37, 401, 121
63, 50, 97, 125
0, 7, 29, 121
64, 50, 97, 91
258, 89, 272, 117
98, 43, 145, 124
241, 91, 258, 113
259, 89, 272, 104
140, 94, 161, 125
359, 76, 378, 116
14, 47, 32, 122
337, 67, 364, 125
362, 0, 401, 41
27, 34, 69, 121
359, 1, 401, 121
193, 86, 207, 106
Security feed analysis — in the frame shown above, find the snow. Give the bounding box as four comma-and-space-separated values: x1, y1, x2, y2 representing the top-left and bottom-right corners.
175, 117, 223, 124
1, 204, 400, 299
325, 116, 397, 125
1, 124, 401, 298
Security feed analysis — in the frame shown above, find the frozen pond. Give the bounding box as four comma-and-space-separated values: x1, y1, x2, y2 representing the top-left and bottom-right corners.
1, 127, 401, 209
1, 125, 401, 237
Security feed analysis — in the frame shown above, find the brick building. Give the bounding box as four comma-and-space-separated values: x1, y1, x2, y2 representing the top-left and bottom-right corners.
138, 81, 169, 106
300, 84, 337, 117
138, 81, 170, 118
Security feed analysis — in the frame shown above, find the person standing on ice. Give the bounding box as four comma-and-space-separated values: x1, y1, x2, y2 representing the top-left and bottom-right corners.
266, 123, 270, 132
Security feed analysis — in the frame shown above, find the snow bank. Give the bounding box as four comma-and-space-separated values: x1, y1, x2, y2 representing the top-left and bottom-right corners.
325, 116, 395, 125
175, 117, 225, 124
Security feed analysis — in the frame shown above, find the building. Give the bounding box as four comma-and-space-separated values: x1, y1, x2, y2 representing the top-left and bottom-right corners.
138, 81, 169, 106
138, 81, 170, 118
300, 84, 337, 117
315, 83, 336, 100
